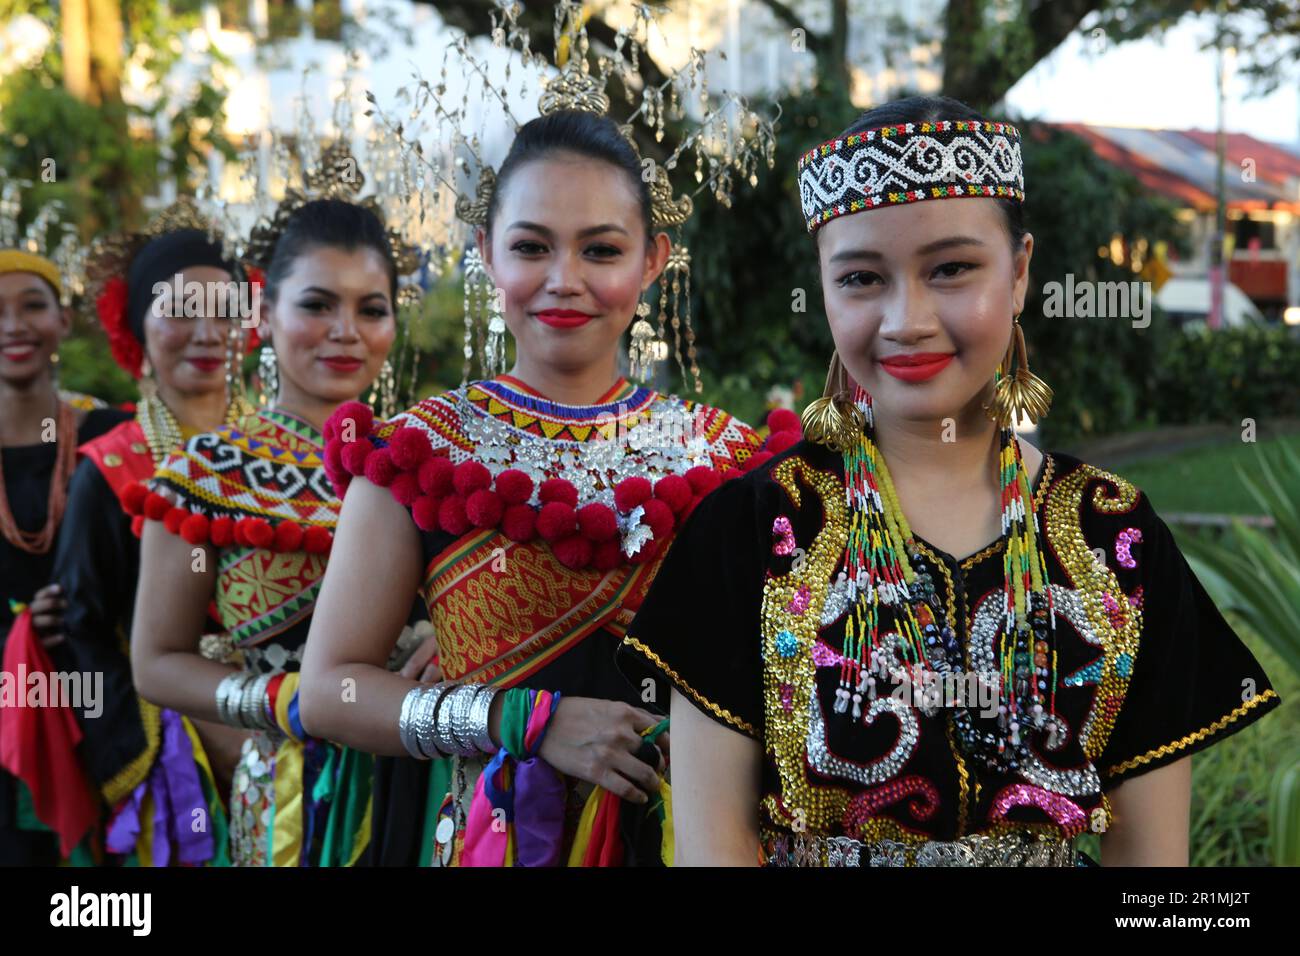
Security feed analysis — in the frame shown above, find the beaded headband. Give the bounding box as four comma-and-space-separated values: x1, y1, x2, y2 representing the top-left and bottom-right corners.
0, 250, 61, 297
797, 120, 1024, 235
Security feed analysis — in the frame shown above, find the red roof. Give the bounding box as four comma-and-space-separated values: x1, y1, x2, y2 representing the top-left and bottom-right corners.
1179, 130, 1300, 188
1051, 123, 1300, 213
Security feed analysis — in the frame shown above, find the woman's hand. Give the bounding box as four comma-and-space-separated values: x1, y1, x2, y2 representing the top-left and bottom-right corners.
399, 633, 443, 683
537, 697, 665, 804
29, 584, 66, 648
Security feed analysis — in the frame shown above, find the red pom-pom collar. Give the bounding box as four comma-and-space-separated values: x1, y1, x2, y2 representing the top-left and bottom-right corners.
318, 411, 751, 572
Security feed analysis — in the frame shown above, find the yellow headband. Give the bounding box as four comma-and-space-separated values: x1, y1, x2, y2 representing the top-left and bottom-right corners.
0, 249, 63, 297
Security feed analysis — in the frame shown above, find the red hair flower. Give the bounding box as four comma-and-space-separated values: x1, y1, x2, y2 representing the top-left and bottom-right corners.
245, 266, 265, 350
96, 276, 143, 378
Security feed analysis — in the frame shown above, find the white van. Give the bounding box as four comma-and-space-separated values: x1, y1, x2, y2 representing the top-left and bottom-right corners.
1155, 277, 1267, 330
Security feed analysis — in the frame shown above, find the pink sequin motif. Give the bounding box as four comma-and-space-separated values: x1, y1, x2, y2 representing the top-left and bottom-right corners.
786, 584, 811, 616
1115, 527, 1143, 569
779, 683, 795, 712
1102, 591, 1127, 630
771, 515, 796, 556
990, 784, 1088, 837
842, 777, 940, 833
1128, 585, 1144, 609
812, 640, 846, 669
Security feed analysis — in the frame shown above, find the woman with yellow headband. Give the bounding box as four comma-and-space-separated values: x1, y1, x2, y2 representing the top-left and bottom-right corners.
620, 95, 1281, 867
0, 241, 128, 864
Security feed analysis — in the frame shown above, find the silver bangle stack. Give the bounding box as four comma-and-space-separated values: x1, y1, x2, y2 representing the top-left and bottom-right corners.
214, 671, 277, 731
398, 682, 499, 760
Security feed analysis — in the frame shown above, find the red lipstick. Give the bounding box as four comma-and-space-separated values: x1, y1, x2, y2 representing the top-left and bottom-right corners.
320, 356, 364, 372
187, 357, 222, 372
535, 309, 593, 329
0, 344, 37, 363
879, 352, 954, 382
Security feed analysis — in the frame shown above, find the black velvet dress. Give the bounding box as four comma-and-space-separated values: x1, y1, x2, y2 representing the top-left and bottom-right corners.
0, 406, 128, 865
619, 439, 1281, 866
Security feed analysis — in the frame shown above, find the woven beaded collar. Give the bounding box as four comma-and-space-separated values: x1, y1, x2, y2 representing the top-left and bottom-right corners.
797, 120, 1024, 235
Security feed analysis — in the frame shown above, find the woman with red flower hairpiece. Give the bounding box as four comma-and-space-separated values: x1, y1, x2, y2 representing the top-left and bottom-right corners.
299, 111, 793, 867
0, 216, 129, 865
40, 208, 259, 867
129, 198, 414, 866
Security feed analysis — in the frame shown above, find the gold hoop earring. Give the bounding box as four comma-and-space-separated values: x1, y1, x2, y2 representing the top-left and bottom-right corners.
984, 316, 1052, 428
801, 352, 866, 452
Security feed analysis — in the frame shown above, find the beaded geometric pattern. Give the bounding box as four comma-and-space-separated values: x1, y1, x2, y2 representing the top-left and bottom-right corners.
152, 409, 336, 648
797, 121, 1024, 234
376, 378, 760, 495
153, 410, 337, 527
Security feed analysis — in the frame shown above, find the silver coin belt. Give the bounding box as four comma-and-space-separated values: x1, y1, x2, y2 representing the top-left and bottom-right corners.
762, 829, 1077, 867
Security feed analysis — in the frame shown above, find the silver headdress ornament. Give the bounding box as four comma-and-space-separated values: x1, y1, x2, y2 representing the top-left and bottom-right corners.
202, 69, 436, 417
0, 176, 85, 306
364, 0, 778, 393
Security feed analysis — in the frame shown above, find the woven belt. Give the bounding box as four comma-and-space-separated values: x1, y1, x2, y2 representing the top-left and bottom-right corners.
762, 829, 1077, 867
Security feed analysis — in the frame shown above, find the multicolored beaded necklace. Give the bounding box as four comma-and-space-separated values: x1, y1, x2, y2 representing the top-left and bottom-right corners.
835, 385, 1061, 773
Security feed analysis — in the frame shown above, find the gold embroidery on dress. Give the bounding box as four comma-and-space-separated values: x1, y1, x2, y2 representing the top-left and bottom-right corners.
761, 455, 854, 832
621, 636, 756, 736
1105, 689, 1279, 777
1045, 464, 1141, 760
102, 697, 162, 805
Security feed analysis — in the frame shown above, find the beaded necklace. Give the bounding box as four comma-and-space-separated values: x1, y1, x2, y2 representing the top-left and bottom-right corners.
836, 386, 1060, 773
137, 388, 256, 466
0, 399, 76, 554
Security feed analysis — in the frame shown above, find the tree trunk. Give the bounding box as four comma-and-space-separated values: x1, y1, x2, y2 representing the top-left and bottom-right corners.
62, 0, 92, 102
828, 0, 850, 92
87, 0, 126, 108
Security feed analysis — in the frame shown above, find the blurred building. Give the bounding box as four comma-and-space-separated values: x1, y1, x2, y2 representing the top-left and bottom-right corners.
1058, 122, 1300, 323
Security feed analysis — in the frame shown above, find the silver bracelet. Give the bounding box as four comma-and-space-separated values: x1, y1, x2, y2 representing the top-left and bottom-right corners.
400, 683, 450, 760
241, 673, 271, 731
399, 682, 498, 759
467, 685, 499, 755
398, 687, 426, 759
215, 672, 251, 727
429, 683, 465, 757
418, 682, 456, 759
446, 684, 480, 757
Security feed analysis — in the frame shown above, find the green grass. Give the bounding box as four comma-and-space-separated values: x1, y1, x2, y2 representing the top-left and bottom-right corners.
1187, 624, 1298, 866
1073, 625, 1297, 866
1114, 433, 1300, 516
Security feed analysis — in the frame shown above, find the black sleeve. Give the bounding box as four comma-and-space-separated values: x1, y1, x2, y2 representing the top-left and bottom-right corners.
1096, 502, 1282, 790
48, 457, 148, 792
618, 474, 769, 740
77, 407, 132, 444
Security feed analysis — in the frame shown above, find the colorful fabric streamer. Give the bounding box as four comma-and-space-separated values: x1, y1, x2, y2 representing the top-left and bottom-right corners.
105, 708, 214, 865
461, 689, 565, 867
0, 608, 100, 856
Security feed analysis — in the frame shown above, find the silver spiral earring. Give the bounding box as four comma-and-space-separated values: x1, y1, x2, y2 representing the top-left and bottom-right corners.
258, 344, 279, 406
